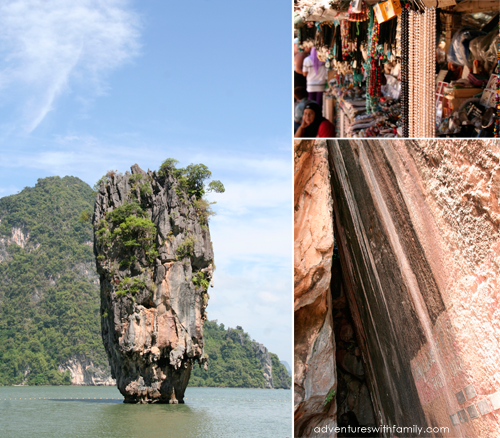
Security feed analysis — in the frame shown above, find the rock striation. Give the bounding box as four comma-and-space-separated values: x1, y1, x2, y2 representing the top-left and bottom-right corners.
327, 140, 500, 437
93, 164, 213, 403
295, 139, 500, 437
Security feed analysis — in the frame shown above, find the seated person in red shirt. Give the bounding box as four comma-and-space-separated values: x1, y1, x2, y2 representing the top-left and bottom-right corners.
294, 102, 335, 138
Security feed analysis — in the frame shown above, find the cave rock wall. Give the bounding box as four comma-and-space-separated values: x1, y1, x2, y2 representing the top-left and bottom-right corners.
294, 140, 337, 437
328, 140, 500, 437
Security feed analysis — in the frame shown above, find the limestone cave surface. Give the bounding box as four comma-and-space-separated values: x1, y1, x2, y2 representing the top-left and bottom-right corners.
294, 140, 500, 437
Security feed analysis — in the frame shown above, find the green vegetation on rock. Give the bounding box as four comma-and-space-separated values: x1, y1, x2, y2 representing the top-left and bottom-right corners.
192, 271, 210, 290
324, 389, 336, 407
0, 176, 108, 385
189, 321, 291, 389
95, 200, 158, 270
158, 159, 225, 201
270, 352, 291, 389
116, 276, 147, 297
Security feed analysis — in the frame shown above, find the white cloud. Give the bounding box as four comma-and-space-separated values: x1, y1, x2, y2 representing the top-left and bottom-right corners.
190, 154, 292, 180
210, 218, 291, 262
0, 0, 140, 131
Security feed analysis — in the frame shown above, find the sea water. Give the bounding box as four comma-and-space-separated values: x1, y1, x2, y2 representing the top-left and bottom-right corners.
0, 386, 292, 438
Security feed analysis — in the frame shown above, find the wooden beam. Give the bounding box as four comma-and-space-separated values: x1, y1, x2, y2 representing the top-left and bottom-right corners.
455, 1, 500, 13
422, 0, 457, 7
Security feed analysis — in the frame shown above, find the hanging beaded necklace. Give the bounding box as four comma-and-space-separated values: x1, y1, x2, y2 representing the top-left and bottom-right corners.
366, 6, 382, 114
400, 6, 410, 137
496, 25, 499, 137
399, 2, 436, 138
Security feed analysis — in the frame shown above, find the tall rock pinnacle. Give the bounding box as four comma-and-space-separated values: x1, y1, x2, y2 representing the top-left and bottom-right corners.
93, 164, 213, 403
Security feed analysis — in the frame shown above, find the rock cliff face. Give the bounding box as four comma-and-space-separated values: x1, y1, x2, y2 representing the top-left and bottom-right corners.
294, 140, 337, 437
295, 139, 500, 437
0, 226, 29, 263
252, 342, 274, 389
93, 164, 213, 403
58, 355, 115, 386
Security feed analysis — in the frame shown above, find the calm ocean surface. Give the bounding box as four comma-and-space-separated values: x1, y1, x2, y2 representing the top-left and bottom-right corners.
0, 386, 292, 438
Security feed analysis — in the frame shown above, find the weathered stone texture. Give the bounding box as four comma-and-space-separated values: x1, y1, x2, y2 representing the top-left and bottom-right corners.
93, 164, 213, 403
58, 354, 115, 386
0, 226, 30, 263
294, 140, 337, 437
252, 342, 274, 389
328, 139, 500, 438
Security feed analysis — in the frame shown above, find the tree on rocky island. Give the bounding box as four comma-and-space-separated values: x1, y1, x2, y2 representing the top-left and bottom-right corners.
158, 159, 225, 200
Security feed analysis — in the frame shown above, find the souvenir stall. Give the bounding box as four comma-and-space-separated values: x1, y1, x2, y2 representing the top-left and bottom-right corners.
294, 0, 499, 138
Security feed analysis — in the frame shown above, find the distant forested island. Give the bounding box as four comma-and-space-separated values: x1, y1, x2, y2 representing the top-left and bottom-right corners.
0, 176, 290, 389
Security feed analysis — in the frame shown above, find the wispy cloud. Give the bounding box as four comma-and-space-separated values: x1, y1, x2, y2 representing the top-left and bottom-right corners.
0, 0, 141, 131
0, 138, 291, 189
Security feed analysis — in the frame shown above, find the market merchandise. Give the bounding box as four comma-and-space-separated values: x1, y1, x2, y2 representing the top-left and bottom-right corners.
294, 0, 499, 138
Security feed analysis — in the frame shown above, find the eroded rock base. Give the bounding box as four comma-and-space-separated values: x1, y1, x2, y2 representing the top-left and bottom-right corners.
122, 366, 191, 404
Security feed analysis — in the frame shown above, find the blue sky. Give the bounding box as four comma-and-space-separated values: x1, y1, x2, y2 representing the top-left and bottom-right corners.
0, 0, 292, 364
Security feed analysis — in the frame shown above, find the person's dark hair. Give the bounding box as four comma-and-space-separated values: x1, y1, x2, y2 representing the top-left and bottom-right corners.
302, 102, 325, 138
294, 86, 308, 100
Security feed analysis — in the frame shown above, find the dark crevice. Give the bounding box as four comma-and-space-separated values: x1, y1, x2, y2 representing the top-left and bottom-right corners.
327, 140, 431, 436
331, 243, 379, 438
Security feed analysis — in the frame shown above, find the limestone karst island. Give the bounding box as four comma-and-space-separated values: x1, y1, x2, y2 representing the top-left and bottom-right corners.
0, 160, 291, 398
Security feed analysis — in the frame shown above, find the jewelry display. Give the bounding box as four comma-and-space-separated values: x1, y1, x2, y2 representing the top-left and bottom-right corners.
294, 0, 498, 138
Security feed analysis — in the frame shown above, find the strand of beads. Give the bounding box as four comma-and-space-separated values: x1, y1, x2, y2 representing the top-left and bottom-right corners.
496, 22, 500, 138
429, 8, 436, 137
415, 13, 427, 138
408, 10, 414, 137
421, 10, 427, 138
366, 7, 382, 114
411, 8, 419, 137
425, 8, 430, 137
407, 7, 436, 137
400, 6, 409, 137
495, 28, 500, 138
496, 25, 499, 137
424, 9, 429, 135
422, 8, 436, 137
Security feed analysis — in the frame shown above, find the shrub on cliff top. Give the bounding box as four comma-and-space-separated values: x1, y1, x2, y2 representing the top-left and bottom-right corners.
93, 170, 121, 194
158, 159, 225, 200
129, 174, 152, 199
